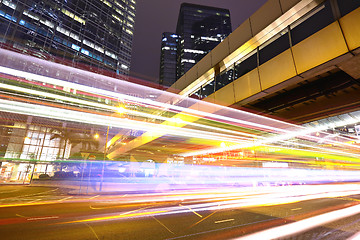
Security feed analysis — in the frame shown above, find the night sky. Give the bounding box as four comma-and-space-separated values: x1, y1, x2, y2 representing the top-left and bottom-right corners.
130, 0, 267, 83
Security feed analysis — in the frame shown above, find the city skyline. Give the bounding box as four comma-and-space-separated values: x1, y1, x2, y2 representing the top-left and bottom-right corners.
131, 0, 267, 83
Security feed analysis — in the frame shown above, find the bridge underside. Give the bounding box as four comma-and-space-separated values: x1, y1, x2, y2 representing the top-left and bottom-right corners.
236, 55, 360, 123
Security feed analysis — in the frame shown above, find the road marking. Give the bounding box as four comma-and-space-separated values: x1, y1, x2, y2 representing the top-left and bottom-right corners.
190, 211, 218, 228
63, 209, 167, 224
16, 214, 27, 218
291, 208, 302, 211
27, 216, 59, 221
215, 218, 234, 224
84, 223, 100, 240
152, 216, 175, 234
89, 195, 99, 200
179, 204, 202, 218
58, 196, 73, 202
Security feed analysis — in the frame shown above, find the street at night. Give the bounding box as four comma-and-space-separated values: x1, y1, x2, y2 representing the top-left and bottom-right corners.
2, 184, 360, 239
1, 0, 360, 239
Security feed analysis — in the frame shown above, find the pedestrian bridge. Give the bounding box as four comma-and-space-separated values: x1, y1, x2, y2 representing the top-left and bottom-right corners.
171, 0, 360, 123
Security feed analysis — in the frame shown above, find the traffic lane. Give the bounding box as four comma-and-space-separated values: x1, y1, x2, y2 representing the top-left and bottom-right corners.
0, 194, 358, 240
165, 197, 359, 240
1, 184, 360, 240
279, 196, 360, 240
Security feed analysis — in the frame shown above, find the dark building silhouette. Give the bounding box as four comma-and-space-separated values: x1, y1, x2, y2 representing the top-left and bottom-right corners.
176, 3, 232, 80
0, 0, 136, 75
159, 32, 179, 87
159, 3, 232, 87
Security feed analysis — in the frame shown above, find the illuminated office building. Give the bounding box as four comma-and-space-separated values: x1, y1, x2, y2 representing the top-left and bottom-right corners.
0, 0, 136, 75
159, 3, 232, 87
159, 32, 179, 87
176, 3, 232, 80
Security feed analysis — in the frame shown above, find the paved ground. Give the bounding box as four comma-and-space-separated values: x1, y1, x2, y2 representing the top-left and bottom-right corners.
1, 184, 360, 239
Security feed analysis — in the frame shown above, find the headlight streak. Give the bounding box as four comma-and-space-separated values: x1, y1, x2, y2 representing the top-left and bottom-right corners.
1, 50, 360, 167
180, 116, 360, 157
7, 84, 355, 162
8, 86, 357, 163
233, 201, 360, 240
257, 142, 360, 162
59, 184, 360, 225
2, 64, 360, 160
0, 99, 252, 143
0, 82, 265, 141
0, 65, 305, 134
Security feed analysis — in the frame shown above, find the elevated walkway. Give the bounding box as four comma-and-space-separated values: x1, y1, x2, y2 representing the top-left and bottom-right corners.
171, 0, 360, 122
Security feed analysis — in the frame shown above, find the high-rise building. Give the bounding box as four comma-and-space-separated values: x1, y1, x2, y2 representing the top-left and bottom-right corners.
0, 0, 136, 75
176, 3, 232, 80
159, 3, 232, 87
159, 32, 179, 87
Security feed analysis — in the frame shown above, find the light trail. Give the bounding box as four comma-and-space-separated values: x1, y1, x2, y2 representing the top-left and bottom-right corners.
0, 98, 250, 143
1, 54, 360, 162
54, 184, 360, 225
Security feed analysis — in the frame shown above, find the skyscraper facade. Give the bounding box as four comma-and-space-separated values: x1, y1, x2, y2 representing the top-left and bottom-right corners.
159, 3, 232, 87
159, 32, 178, 87
0, 0, 136, 75
176, 3, 232, 80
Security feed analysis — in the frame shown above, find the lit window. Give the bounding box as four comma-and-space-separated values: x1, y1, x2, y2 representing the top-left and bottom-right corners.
3, 0, 16, 10
105, 50, 118, 60
81, 48, 90, 56
184, 49, 205, 54
61, 9, 85, 25
70, 33, 80, 41
115, 8, 124, 16
40, 19, 54, 28
71, 44, 80, 51
94, 45, 104, 53
181, 59, 195, 63
200, 36, 219, 41
127, 15, 134, 22
114, 1, 124, 9
112, 14, 122, 22
23, 10, 39, 21
56, 26, 70, 36
83, 39, 95, 48
125, 28, 133, 35
100, 0, 112, 7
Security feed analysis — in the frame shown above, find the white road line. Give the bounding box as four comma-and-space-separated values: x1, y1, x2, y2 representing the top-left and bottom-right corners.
89, 195, 100, 200
215, 219, 234, 224
58, 196, 73, 202
27, 216, 59, 221
152, 216, 175, 234
291, 208, 302, 211
84, 223, 100, 240
179, 204, 202, 218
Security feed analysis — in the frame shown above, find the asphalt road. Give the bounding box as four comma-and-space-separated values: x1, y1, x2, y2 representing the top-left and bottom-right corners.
1, 184, 360, 240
